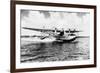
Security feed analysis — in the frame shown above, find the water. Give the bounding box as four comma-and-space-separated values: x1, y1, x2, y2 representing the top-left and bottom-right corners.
21, 38, 90, 63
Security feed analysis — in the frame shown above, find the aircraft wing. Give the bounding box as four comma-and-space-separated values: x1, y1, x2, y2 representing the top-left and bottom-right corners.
23, 27, 60, 32
23, 27, 82, 33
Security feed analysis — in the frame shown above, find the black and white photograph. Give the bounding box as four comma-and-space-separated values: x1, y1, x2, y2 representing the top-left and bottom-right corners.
20, 9, 90, 63
11, 1, 96, 72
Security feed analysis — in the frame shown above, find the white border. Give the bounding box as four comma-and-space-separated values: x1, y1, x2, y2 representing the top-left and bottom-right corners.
16, 4, 94, 69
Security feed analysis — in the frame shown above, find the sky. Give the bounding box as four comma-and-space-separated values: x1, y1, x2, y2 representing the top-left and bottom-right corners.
20, 9, 90, 36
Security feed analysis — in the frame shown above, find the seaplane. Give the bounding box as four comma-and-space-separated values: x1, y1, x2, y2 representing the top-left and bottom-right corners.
22, 27, 81, 42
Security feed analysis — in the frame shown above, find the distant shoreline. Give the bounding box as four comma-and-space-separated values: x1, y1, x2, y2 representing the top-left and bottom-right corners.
21, 35, 90, 38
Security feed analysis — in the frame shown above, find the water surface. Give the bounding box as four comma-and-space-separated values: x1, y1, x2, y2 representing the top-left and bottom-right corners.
21, 38, 90, 63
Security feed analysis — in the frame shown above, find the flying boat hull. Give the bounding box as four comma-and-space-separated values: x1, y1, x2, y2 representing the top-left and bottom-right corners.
56, 36, 77, 42
21, 36, 76, 43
